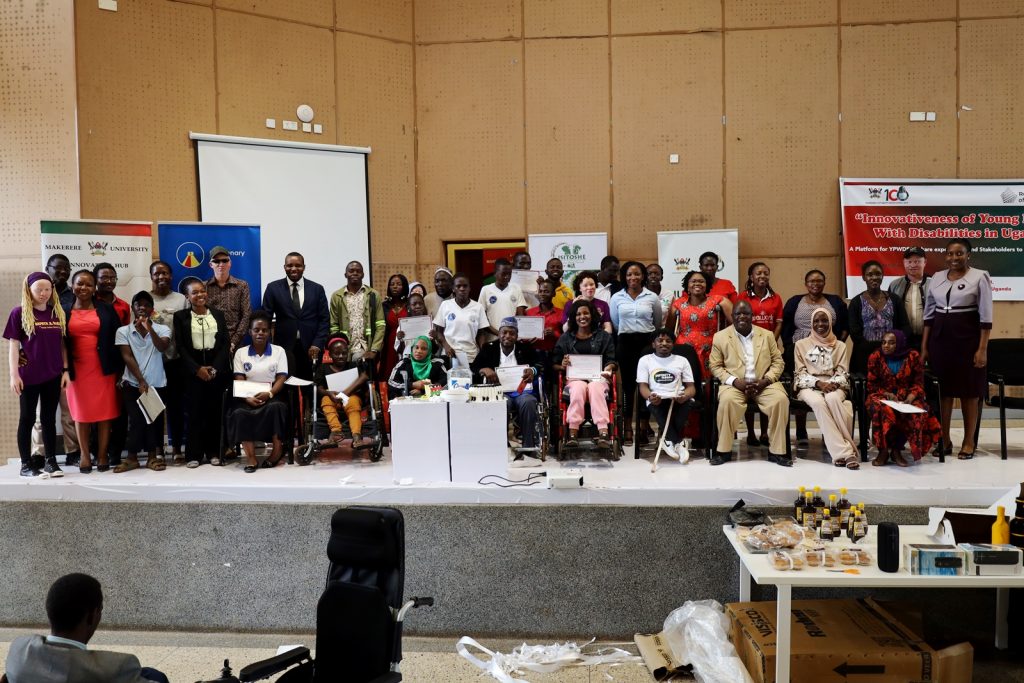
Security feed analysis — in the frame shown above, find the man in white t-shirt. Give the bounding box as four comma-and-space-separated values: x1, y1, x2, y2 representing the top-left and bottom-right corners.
637, 329, 696, 461
433, 272, 488, 365
478, 258, 527, 343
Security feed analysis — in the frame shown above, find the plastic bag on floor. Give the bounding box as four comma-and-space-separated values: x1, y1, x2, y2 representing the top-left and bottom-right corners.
660, 600, 754, 683
456, 636, 641, 682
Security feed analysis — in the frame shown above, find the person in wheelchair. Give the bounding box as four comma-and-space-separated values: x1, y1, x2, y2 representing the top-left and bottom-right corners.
387, 335, 448, 398
230, 311, 288, 473
553, 299, 616, 448
470, 316, 543, 451
637, 328, 696, 462
316, 334, 373, 449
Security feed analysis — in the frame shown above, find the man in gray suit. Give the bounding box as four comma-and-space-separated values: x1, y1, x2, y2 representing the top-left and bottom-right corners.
6, 573, 168, 683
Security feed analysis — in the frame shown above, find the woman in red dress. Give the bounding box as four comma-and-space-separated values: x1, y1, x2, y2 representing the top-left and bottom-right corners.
866, 330, 941, 466
665, 271, 733, 373
65, 270, 121, 473
378, 273, 409, 382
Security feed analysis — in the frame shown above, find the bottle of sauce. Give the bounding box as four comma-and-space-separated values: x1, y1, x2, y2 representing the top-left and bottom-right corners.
802, 492, 817, 533
794, 486, 807, 524
837, 487, 852, 528
812, 486, 825, 528
993, 505, 1011, 545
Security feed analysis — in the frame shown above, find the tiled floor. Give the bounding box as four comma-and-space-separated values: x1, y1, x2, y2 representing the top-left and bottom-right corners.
1, 630, 1021, 681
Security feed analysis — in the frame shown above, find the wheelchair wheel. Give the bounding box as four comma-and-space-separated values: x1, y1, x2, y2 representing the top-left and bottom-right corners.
296, 440, 319, 466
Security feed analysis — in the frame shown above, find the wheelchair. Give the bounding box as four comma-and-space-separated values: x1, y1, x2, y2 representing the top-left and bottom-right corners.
505, 375, 551, 460
295, 358, 386, 464
197, 507, 432, 683
551, 371, 624, 460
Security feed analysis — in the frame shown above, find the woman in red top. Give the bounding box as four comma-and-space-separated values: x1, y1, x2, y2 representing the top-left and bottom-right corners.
699, 252, 738, 303
378, 274, 409, 382
735, 261, 784, 447
665, 271, 733, 373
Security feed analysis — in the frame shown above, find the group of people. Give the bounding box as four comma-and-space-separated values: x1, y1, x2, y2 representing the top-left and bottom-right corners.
6, 239, 992, 475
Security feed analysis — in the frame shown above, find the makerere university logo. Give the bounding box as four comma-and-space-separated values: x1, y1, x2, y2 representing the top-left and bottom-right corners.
87, 241, 108, 257
176, 242, 205, 269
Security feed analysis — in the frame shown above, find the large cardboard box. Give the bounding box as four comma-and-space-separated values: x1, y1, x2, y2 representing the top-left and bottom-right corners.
726, 598, 972, 683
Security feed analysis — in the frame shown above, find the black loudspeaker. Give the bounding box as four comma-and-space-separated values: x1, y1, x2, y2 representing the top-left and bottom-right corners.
878, 522, 900, 573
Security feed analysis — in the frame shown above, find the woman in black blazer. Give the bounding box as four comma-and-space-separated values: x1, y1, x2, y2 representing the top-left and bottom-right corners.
173, 281, 230, 467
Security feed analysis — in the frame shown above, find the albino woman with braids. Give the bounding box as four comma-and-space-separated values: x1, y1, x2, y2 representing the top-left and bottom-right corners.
4, 272, 68, 477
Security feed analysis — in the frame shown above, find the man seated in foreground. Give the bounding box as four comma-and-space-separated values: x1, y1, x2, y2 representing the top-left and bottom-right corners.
708, 300, 790, 467
470, 317, 543, 456
637, 329, 696, 463
6, 573, 169, 683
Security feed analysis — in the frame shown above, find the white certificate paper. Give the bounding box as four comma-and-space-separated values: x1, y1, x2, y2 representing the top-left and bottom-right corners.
495, 365, 531, 393
511, 270, 541, 293
399, 315, 432, 339
881, 399, 927, 414
516, 315, 544, 340
566, 354, 604, 381
326, 368, 360, 393
233, 380, 272, 398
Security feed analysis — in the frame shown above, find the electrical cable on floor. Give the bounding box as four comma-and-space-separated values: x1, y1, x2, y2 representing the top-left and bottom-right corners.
477, 473, 546, 487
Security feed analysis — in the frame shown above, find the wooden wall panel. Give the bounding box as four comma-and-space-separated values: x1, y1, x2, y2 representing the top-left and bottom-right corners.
960, 0, 1024, 18
216, 10, 336, 143
725, 0, 836, 28
610, 0, 720, 34
524, 0, 608, 37
726, 27, 839, 258
840, 23, 956, 178
337, 33, 416, 263
416, 42, 525, 264
959, 18, 1024, 177
611, 34, 723, 256
215, 0, 332, 26
840, 0, 954, 24
337, 0, 413, 42
525, 38, 610, 231
415, 0, 521, 42
77, 0, 215, 223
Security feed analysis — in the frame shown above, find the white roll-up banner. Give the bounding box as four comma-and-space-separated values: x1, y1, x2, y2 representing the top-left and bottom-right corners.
192, 133, 371, 297
656, 229, 739, 300
528, 232, 608, 286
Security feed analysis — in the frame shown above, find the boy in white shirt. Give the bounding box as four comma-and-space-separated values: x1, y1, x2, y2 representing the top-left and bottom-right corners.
478, 258, 527, 342
637, 329, 696, 462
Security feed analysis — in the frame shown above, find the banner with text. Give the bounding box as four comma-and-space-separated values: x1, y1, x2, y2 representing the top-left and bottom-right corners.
657, 229, 739, 301
156, 222, 262, 311
840, 178, 1024, 300
528, 232, 608, 287
41, 220, 153, 301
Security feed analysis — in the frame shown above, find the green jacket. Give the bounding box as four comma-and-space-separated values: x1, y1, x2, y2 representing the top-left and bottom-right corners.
329, 285, 385, 353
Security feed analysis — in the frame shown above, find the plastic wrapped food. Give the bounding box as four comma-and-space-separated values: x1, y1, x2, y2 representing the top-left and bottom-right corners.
804, 548, 838, 568
769, 549, 805, 571
742, 518, 805, 551
839, 548, 873, 566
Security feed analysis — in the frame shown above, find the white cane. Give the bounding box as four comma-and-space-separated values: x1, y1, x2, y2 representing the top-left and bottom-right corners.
651, 394, 678, 473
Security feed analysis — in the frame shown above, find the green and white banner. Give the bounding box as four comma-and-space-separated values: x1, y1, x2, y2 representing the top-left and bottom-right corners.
527, 232, 608, 286
41, 219, 153, 300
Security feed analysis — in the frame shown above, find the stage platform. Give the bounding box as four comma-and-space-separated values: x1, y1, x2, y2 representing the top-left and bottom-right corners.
3, 425, 1021, 507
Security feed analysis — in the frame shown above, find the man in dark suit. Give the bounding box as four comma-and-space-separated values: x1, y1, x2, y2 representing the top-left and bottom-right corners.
6, 573, 168, 683
470, 317, 543, 455
261, 252, 330, 381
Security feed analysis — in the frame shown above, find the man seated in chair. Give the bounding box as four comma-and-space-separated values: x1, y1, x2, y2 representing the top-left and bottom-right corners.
6, 573, 169, 683
470, 317, 543, 455
708, 300, 790, 467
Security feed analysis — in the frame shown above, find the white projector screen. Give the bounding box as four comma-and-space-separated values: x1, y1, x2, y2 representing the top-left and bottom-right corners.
192, 133, 371, 299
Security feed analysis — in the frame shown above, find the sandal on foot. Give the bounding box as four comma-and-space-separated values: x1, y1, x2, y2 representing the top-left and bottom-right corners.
147, 456, 166, 471
564, 434, 579, 448
113, 459, 140, 473
872, 450, 889, 467
352, 437, 373, 451
596, 432, 611, 449
845, 458, 860, 470
957, 450, 975, 460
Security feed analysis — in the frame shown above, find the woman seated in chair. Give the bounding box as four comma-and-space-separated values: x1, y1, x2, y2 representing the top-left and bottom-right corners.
387, 335, 448, 398
553, 299, 616, 448
315, 334, 373, 449
230, 310, 288, 473
793, 308, 860, 469
866, 330, 941, 467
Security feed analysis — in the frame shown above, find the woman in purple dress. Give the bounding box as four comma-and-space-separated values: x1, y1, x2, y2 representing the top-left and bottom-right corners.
921, 239, 993, 460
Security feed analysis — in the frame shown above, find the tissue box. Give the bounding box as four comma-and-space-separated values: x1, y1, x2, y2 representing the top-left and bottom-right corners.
905, 544, 966, 576
958, 543, 1023, 576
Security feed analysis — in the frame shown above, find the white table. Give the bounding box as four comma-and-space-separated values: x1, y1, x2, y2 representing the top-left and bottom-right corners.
723, 525, 1024, 683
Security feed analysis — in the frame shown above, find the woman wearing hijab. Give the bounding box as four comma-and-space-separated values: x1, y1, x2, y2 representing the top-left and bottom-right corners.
387, 335, 448, 398
793, 308, 860, 469
866, 330, 940, 467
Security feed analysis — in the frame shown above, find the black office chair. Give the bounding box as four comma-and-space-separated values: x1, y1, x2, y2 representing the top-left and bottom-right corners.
985, 338, 1024, 460
201, 507, 432, 683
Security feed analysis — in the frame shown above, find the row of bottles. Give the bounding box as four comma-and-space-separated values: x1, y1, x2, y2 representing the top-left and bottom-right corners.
994, 483, 1024, 549
794, 486, 866, 543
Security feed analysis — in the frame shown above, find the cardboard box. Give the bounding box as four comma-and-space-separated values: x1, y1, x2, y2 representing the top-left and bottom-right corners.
726, 598, 972, 683
958, 543, 1023, 576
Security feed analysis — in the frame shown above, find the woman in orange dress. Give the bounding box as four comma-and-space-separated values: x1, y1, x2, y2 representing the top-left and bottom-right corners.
64, 270, 121, 472
665, 271, 733, 373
